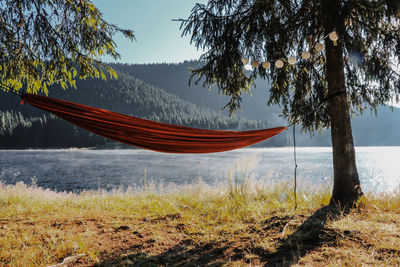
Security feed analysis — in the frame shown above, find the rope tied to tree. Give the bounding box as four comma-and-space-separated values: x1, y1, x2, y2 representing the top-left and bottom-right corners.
290, 89, 346, 209
293, 124, 298, 210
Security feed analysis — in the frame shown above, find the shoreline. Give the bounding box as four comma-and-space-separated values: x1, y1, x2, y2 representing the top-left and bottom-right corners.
2, 145, 400, 151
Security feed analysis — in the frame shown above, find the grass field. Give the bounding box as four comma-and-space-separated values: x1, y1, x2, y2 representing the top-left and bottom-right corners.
0, 178, 399, 266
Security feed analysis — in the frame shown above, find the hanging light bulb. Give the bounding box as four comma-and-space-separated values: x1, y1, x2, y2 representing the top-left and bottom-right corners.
315, 43, 324, 52
288, 56, 296, 65
241, 58, 249, 65
251, 60, 259, 68
329, 31, 339, 42
262, 61, 271, 69
301, 51, 311, 60
275, 60, 284, 69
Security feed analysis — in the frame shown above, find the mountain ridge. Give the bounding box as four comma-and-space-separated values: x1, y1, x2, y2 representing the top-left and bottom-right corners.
0, 69, 283, 149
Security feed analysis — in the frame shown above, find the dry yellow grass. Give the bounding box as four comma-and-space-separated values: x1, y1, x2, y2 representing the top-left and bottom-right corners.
0, 179, 399, 266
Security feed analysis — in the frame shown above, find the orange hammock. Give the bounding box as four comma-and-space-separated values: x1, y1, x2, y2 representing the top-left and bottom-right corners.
21, 93, 286, 153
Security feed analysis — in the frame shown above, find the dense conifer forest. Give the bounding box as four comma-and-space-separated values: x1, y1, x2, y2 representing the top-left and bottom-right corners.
0, 68, 286, 148
1, 62, 399, 148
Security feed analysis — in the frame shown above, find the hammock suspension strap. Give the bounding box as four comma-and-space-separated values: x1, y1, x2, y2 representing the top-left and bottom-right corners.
289, 90, 345, 210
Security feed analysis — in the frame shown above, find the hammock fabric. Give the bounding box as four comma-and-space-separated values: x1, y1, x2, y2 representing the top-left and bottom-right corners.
21, 93, 286, 153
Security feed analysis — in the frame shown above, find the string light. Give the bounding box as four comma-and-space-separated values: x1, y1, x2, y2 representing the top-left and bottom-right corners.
329, 31, 338, 41
301, 51, 311, 60
288, 56, 296, 65
275, 60, 284, 68
241, 31, 338, 70
251, 60, 259, 68
262, 61, 271, 69
315, 43, 324, 52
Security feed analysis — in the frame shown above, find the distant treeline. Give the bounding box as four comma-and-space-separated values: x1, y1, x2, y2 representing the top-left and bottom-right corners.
0, 70, 287, 149
0, 111, 105, 148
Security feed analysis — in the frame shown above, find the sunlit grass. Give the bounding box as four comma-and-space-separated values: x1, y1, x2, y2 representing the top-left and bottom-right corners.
0, 165, 399, 266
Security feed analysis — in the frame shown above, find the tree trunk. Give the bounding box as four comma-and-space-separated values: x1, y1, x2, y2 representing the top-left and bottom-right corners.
323, 1, 363, 208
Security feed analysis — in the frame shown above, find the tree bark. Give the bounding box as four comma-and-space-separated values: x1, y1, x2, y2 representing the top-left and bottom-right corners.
323, 1, 363, 208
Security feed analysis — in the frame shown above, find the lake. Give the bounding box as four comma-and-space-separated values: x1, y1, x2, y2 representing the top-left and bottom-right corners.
1, 147, 399, 193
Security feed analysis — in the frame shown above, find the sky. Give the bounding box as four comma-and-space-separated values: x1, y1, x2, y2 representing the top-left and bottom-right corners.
92, 0, 207, 64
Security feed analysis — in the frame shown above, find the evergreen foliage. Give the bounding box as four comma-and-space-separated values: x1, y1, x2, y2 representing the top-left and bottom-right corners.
0, 0, 134, 94
181, 0, 400, 131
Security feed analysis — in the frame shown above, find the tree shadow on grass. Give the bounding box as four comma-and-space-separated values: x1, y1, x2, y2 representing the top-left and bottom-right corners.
94, 238, 232, 267
257, 205, 344, 266
94, 206, 346, 266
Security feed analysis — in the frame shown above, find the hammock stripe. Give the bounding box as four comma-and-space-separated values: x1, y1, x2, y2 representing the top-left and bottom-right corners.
22, 93, 286, 153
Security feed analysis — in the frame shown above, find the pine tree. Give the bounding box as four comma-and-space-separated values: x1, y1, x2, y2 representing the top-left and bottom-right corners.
181, 0, 400, 208
0, 0, 134, 94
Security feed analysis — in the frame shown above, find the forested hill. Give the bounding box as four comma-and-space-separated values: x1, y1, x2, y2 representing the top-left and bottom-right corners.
0, 71, 285, 149
112, 61, 400, 146
111, 61, 282, 122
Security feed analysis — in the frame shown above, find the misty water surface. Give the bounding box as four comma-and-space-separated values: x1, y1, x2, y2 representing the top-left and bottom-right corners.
0, 147, 399, 193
